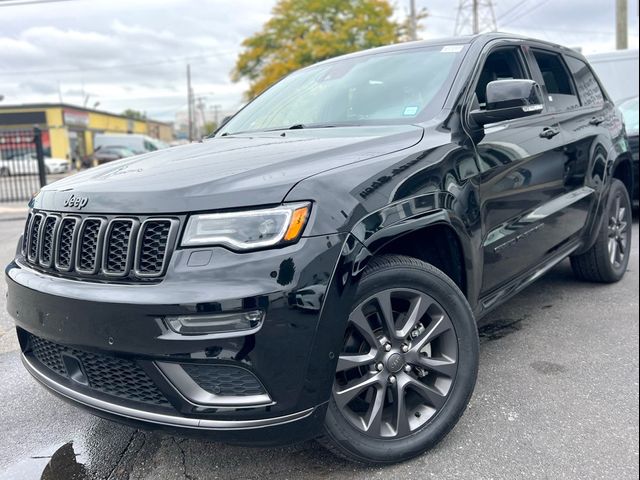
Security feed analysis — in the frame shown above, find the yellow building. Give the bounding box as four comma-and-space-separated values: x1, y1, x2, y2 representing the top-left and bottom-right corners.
0, 103, 173, 162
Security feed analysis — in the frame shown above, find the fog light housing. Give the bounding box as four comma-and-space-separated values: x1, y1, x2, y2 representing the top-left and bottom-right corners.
165, 310, 265, 336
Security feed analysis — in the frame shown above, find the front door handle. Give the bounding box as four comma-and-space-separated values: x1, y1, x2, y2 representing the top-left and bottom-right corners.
589, 116, 605, 126
539, 127, 560, 139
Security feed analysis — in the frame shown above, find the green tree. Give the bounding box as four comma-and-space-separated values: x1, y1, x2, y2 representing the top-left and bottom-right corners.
233, 0, 421, 99
203, 121, 218, 135
122, 109, 146, 120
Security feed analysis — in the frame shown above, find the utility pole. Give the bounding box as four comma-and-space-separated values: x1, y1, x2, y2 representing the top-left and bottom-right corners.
409, 0, 418, 41
454, 0, 496, 35
472, 0, 479, 34
196, 97, 207, 138
213, 104, 221, 128
187, 64, 194, 142
616, 0, 628, 50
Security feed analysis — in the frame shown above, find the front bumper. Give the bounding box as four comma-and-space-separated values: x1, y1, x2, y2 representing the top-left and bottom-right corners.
6, 233, 348, 443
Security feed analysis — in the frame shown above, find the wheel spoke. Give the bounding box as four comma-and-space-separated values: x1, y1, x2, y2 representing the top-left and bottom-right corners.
407, 378, 447, 410
407, 353, 457, 377
618, 237, 627, 257
392, 379, 411, 437
375, 290, 396, 339
609, 238, 619, 265
348, 308, 379, 349
363, 384, 386, 434
410, 314, 451, 353
397, 294, 431, 339
618, 206, 626, 223
334, 372, 383, 408
336, 351, 377, 373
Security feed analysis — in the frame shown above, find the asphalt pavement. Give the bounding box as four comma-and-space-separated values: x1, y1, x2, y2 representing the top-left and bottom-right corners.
0, 211, 638, 480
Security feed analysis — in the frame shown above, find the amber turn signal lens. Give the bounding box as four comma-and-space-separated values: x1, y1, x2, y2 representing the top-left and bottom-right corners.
284, 205, 310, 241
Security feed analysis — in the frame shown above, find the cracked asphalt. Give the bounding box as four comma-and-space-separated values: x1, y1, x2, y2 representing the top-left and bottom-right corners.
0, 213, 638, 480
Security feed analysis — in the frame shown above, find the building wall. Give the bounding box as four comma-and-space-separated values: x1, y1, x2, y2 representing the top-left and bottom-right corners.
45, 107, 70, 159
0, 104, 173, 161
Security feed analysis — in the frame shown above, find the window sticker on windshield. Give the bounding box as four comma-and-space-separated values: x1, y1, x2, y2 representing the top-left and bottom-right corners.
441, 45, 464, 53
403, 106, 419, 116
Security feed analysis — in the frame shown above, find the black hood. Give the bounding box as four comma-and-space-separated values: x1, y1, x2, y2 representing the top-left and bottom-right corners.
34, 125, 423, 214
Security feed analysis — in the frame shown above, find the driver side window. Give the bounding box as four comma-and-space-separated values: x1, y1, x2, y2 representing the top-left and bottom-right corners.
475, 48, 529, 108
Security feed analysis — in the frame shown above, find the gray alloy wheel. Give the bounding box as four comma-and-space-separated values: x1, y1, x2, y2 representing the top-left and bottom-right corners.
334, 288, 457, 438
320, 255, 478, 464
606, 193, 630, 269
571, 179, 632, 283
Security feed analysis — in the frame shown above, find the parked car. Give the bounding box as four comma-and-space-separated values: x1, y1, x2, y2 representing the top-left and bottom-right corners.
92, 145, 137, 165
0, 153, 69, 176
6, 34, 634, 465
618, 96, 639, 201
94, 133, 167, 154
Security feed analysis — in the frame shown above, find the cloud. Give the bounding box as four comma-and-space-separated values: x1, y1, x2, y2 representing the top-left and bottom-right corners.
0, 0, 637, 122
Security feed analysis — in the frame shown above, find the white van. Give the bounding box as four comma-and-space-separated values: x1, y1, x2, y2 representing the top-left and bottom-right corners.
586, 49, 639, 103
93, 134, 167, 155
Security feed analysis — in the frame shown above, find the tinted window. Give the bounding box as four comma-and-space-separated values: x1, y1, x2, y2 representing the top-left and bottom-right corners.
532, 49, 580, 112
475, 48, 528, 106
144, 141, 157, 151
565, 56, 605, 107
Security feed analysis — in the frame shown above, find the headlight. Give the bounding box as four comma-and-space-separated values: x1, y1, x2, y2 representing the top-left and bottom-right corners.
181, 202, 311, 251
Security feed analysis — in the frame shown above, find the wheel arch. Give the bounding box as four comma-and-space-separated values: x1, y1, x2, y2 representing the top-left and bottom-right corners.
349, 198, 478, 305
611, 153, 634, 197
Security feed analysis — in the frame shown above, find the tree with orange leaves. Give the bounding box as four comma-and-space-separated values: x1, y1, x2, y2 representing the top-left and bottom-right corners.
232, 0, 422, 100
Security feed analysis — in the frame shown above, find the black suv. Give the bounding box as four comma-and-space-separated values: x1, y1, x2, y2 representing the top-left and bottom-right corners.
6, 34, 634, 464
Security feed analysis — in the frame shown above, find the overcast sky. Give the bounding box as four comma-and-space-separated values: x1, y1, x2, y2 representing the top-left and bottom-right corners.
1, 0, 638, 122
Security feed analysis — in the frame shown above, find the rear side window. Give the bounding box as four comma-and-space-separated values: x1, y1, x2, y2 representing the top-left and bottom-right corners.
532, 49, 580, 112
564, 56, 605, 107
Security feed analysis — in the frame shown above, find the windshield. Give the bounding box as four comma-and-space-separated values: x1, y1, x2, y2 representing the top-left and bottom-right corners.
619, 97, 639, 134
218, 45, 466, 136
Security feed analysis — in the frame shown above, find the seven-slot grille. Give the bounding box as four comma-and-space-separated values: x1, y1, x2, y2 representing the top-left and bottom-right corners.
22, 211, 178, 281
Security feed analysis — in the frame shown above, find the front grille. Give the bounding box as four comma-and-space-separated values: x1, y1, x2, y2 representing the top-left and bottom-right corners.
29, 335, 171, 407
137, 220, 172, 275
22, 211, 178, 282
76, 219, 103, 273
104, 220, 135, 275
39, 215, 59, 267
181, 364, 266, 397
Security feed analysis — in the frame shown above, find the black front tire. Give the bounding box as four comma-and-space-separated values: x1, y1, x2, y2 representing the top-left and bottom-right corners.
319, 255, 479, 464
571, 179, 632, 283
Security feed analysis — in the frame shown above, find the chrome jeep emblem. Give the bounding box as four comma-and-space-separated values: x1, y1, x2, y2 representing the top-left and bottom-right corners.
63, 194, 89, 210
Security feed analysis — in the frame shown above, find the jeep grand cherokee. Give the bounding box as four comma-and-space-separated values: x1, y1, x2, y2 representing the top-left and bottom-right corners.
6, 34, 634, 464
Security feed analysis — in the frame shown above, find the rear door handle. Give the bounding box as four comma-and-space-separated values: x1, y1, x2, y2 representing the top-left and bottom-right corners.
589, 116, 605, 126
539, 127, 560, 139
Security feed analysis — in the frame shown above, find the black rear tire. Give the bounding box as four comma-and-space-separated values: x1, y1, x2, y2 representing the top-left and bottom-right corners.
571, 179, 632, 283
319, 254, 479, 464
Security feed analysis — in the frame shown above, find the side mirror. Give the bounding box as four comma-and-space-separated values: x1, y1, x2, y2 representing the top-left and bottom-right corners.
470, 79, 544, 126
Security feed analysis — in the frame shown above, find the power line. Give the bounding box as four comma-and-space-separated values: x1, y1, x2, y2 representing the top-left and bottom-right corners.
496, 0, 530, 22
500, 0, 552, 26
